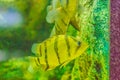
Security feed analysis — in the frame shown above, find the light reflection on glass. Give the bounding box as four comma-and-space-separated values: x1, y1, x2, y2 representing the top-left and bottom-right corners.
0, 8, 23, 28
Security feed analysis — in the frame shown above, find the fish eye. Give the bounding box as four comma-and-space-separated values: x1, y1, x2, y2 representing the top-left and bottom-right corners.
78, 41, 81, 46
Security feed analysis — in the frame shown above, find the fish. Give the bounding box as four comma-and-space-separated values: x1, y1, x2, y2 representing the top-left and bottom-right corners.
28, 35, 88, 72
46, 0, 80, 36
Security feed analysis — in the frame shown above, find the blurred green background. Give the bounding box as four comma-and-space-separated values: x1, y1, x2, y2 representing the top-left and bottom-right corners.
0, 0, 52, 61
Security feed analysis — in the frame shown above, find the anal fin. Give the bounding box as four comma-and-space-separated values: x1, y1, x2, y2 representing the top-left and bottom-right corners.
60, 59, 71, 69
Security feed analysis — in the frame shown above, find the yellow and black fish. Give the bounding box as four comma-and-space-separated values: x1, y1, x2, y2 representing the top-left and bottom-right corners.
46, 0, 80, 36
28, 35, 88, 72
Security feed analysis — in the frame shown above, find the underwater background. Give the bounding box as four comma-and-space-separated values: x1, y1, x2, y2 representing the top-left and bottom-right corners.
0, 0, 109, 80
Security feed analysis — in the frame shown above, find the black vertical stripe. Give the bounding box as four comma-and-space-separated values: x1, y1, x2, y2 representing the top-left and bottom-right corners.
62, 8, 68, 14
35, 58, 39, 67
57, 24, 63, 32
66, 0, 69, 7
54, 36, 61, 64
56, 23, 64, 34
44, 42, 49, 70
55, 24, 60, 34
71, 37, 78, 43
37, 58, 40, 64
39, 45, 42, 56
65, 36, 71, 56
61, 19, 67, 26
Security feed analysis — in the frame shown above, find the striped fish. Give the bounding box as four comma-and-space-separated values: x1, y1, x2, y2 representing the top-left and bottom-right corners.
29, 35, 88, 71
46, 0, 80, 36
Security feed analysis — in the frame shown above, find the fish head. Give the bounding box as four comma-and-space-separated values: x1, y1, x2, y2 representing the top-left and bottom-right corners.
74, 41, 89, 58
